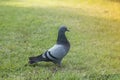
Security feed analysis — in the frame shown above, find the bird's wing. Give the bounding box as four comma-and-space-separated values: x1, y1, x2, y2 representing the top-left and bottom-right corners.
48, 44, 67, 59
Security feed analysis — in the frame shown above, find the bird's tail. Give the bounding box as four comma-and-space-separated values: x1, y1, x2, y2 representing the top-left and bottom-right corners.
29, 55, 44, 64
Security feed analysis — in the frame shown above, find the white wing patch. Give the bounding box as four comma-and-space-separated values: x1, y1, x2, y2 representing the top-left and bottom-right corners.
42, 53, 46, 58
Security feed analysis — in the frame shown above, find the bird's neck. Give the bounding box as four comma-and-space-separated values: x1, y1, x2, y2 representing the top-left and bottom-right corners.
57, 31, 68, 44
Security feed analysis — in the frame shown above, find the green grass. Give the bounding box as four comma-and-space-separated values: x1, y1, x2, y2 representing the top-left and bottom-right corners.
0, 0, 120, 80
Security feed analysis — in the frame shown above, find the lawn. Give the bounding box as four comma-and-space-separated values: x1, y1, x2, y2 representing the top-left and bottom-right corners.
0, 0, 120, 80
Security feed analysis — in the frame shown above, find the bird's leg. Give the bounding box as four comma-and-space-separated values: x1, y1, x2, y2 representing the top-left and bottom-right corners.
52, 61, 62, 67
57, 61, 62, 67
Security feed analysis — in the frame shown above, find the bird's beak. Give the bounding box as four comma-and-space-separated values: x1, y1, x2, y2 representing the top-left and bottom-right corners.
67, 29, 69, 32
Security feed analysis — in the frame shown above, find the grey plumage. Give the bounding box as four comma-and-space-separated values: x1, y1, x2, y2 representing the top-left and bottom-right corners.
29, 26, 70, 66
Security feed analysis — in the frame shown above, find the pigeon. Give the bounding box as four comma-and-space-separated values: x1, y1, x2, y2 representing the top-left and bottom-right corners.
29, 26, 70, 66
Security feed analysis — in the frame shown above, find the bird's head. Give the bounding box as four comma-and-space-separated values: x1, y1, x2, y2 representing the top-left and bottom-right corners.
59, 26, 69, 33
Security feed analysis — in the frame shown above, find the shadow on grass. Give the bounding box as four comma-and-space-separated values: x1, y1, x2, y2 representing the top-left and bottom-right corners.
25, 62, 55, 68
